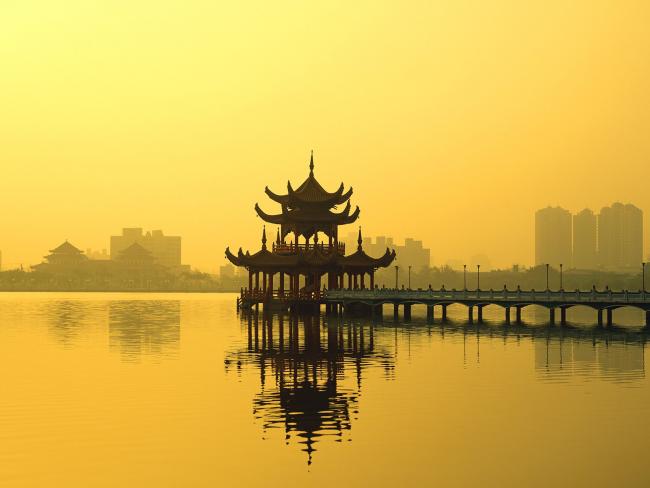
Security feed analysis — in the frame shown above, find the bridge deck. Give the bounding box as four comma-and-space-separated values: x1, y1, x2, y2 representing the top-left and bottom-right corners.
324, 289, 650, 310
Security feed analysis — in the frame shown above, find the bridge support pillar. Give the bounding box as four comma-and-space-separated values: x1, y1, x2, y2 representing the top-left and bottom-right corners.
606, 308, 613, 327
426, 305, 434, 324
549, 307, 555, 325
516, 306, 522, 324
374, 304, 383, 321
505, 307, 511, 325
393, 303, 399, 321
597, 309, 603, 327
477, 306, 483, 323
468, 306, 474, 324
404, 304, 412, 321
560, 308, 567, 326
442, 305, 448, 322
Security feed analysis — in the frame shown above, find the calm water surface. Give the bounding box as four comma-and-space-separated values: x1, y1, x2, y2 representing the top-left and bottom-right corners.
1, 293, 649, 487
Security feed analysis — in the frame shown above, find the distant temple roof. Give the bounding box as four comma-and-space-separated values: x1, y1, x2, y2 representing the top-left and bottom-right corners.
49, 241, 84, 255
117, 242, 155, 262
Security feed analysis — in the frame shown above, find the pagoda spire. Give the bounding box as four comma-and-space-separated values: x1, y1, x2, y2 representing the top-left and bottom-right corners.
276, 227, 281, 245
309, 150, 314, 175
357, 226, 363, 251
261, 226, 267, 250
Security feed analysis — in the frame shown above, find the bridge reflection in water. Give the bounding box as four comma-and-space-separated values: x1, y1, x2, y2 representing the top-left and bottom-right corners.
225, 312, 648, 464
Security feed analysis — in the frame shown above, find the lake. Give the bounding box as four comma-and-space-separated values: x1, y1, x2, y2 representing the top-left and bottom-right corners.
0, 293, 648, 487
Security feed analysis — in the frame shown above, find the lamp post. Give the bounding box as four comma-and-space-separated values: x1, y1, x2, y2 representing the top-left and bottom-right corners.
477, 264, 481, 291
395, 265, 399, 289
463, 264, 467, 290
545, 263, 549, 291
408, 265, 412, 290
643, 262, 646, 292
560, 263, 563, 290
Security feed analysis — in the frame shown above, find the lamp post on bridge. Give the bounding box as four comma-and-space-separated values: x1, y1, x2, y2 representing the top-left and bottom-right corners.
395, 265, 399, 289
477, 264, 481, 291
463, 264, 467, 290
560, 263, 563, 290
545, 263, 549, 291
408, 265, 412, 290
643, 262, 646, 292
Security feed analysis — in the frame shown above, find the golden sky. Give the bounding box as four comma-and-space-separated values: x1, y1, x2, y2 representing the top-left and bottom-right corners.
1, 1, 649, 271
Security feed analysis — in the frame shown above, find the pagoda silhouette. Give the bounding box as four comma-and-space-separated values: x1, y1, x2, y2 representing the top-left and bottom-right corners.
225, 152, 396, 312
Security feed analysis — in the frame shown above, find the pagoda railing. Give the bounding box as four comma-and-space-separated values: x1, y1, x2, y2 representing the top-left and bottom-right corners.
240, 289, 326, 302
272, 242, 345, 255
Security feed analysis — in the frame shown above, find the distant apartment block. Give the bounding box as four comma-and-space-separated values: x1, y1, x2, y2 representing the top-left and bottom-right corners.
536, 203, 644, 271
572, 209, 597, 269
110, 228, 181, 268
535, 206, 572, 267
598, 203, 643, 270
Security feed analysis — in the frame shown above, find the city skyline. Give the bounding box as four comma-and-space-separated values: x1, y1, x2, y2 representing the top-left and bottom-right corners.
3, 3, 650, 272
2, 199, 648, 273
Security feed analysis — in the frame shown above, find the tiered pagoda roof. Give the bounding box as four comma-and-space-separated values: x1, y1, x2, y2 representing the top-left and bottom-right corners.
225, 227, 395, 271
255, 153, 360, 239
225, 153, 396, 275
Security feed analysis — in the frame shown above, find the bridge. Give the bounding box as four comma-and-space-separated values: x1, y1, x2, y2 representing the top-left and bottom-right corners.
323, 288, 650, 327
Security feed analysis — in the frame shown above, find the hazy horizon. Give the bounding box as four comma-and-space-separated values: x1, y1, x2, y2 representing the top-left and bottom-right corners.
2, 1, 649, 272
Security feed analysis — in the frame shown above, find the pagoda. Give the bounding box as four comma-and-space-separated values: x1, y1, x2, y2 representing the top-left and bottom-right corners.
225, 152, 396, 311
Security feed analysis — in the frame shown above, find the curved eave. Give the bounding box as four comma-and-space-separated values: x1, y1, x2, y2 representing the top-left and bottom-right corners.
265, 186, 290, 205
255, 203, 287, 224
338, 206, 360, 225
343, 248, 396, 269
225, 247, 243, 266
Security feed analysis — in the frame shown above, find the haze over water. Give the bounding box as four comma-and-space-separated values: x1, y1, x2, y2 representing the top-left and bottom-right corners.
1, 293, 648, 487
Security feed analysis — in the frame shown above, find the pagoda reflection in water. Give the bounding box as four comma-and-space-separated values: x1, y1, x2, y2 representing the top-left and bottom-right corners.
226, 312, 649, 463
225, 312, 396, 464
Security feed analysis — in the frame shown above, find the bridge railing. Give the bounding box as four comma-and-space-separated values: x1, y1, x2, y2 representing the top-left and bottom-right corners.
324, 288, 650, 303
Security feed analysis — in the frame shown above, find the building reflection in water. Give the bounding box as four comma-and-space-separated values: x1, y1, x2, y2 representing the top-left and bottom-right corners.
45, 300, 95, 346
227, 313, 648, 463
533, 327, 646, 382
108, 301, 180, 361
225, 312, 396, 465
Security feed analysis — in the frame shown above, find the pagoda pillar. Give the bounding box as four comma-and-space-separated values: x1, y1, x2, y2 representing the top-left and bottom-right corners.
255, 272, 260, 291
348, 273, 352, 290
370, 272, 375, 290
263, 273, 267, 293
360, 273, 365, 290
248, 271, 253, 292
279, 273, 285, 295
268, 273, 274, 295
354, 274, 358, 289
